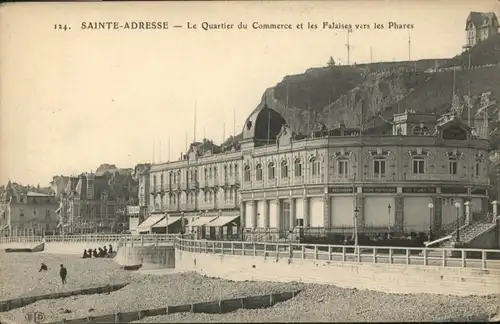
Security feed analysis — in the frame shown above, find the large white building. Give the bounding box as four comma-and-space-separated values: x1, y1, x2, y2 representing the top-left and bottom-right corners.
136, 104, 490, 239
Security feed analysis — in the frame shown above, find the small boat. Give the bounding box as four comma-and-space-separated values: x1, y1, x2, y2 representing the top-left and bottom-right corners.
122, 264, 142, 271
5, 248, 34, 253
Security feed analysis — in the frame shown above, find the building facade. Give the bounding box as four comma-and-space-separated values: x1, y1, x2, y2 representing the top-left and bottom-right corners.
140, 104, 490, 238
465, 11, 499, 47
0, 183, 59, 235
58, 170, 138, 233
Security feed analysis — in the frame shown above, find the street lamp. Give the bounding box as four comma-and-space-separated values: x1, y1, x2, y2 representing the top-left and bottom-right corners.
353, 207, 359, 249
427, 202, 434, 242
387, 204, 392, 238
454, 201, 461, 242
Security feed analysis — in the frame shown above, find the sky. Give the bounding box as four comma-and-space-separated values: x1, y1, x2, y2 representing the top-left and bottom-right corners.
0, 0, 499, 186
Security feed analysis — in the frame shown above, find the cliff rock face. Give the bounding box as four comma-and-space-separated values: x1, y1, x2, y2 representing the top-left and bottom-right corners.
261, 35, 500, 136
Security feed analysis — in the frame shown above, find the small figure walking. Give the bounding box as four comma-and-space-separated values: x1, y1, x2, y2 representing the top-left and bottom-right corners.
59, 264, 67, 284
38, 262, 48, 272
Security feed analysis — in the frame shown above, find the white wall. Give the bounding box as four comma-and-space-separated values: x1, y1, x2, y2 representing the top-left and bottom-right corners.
244, 203, 253, 228
269, 200, 277, 228
404, 197, 431, 232
331, 197, 355, 227
257, 201, 266, 227
364, 197, 395, 228
441, 197, 464, 226
310, 197, 324, 227
295, 198, 304, 220
175, 249, 500, 296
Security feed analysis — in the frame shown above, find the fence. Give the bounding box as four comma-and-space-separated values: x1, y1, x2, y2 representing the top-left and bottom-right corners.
175, 238, 500, 270
0, 234, 182, 245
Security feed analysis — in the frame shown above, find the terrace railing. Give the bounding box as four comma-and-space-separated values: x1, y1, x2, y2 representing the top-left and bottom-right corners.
0, 234, 181, 245
174, 238, 500, 270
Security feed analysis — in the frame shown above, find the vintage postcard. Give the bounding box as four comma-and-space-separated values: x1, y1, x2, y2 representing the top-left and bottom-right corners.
0, 0, 499, 323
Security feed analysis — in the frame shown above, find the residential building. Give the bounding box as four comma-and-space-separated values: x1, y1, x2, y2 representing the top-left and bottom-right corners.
0, 182, 59, 235
465, 11, 499, 47
58, 169, 138, 234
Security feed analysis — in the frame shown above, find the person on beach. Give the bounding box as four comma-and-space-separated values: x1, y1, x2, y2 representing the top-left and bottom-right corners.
92, 248, 98, 258
108, 244, 113, 255
38, 262, 48, 272
83, 250, 90, 258
103, 246, 108, 257
59, 264, 67, 284
97, 247, 104, 258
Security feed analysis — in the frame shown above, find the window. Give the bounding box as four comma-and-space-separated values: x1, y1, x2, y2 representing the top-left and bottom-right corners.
224, 189, 228, 202
475, 161, 481, 177
268, 163, 275, 180
448, 159, 458, 175
412, 158, 425, 174
160, 174, 164, 188
294, 160, 302, 177
374, 159, 386, 176
214, 167, 218, 179
153, 175, 157, 189
312, 159, 321, 176
229, 189, 233, 200
244, 165, 251, 182
224, 165, 228, 181
208, 168, 212, 179
281, 161, 289, 178
229, 164, 233, 176
256, 164, 263, 181
204, 168, 208, 181
338, 160, 348, 176
20, 208, 24, 217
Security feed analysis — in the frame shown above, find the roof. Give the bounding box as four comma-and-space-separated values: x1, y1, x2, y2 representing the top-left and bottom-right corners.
241, 103, 286, 142
466, 12, 499, 30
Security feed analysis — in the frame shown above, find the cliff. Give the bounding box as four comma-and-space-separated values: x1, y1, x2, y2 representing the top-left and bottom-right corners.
259, 35, 500, 136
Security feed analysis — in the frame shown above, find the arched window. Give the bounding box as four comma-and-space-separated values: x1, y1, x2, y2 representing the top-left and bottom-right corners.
268, 162, 275, 180
281, 160, 289, 178
244, 165, 251, 182
229, 164, 233, 176
214, 167, 218, 179
256, 164, 263, 181
311, 158, 321, 176
294, 159, 302, 177
204, 168, 208, 180
208, 167, 213, 179
160, 174, 164, 188
224, 165, 228, 180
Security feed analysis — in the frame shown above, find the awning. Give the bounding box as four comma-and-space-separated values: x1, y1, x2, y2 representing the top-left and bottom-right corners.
137, 214, 165, 233
207, 215, 240, 227
189, 216, 218, 227
152, 216, 182, 228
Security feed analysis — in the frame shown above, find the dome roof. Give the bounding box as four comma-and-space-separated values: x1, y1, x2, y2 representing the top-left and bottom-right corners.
242, 103, 286, 143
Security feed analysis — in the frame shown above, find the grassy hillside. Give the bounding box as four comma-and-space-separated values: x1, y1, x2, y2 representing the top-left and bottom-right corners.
264, 34, 500, 136
441, 34, 500, 68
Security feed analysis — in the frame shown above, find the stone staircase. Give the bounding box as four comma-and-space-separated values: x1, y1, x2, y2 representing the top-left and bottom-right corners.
433, 220, 497, 250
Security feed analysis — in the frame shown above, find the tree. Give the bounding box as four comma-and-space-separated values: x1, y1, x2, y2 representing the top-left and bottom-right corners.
327, 56, 336, 67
